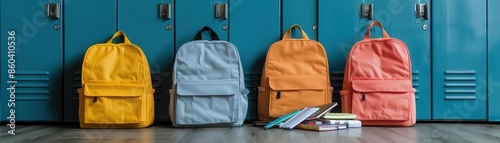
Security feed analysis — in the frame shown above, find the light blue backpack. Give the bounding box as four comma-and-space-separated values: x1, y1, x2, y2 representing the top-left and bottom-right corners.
169, 26, 249, 127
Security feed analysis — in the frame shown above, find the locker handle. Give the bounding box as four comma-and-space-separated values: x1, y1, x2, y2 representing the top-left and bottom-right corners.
214, 3, 227, 19
159, 3, 171, 19
45, 3, 60, 19
416, 4, 429, 19
359, 4, 373, 19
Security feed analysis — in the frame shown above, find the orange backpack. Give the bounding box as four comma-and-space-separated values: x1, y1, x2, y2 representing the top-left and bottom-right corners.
257, 24, 333, 121
340, 21, 416, 126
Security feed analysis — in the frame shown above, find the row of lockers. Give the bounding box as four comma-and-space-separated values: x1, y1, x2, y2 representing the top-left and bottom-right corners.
1, 0, 499, 122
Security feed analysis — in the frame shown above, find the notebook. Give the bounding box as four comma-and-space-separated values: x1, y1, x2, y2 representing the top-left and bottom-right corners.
302, 119, 362, 128
279, 107, 320, 129
295, 124, 347, 131
322, 113, 357, 120
306, 102, 338, 120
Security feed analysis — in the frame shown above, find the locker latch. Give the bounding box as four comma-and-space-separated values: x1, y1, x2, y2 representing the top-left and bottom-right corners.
416, 4, 429, 19
359, 4, 373, 19
158, 3, 171, 19
45, 3, 60, 19
214, 4, 228, 19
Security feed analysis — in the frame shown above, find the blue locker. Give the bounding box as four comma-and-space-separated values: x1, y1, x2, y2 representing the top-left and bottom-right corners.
318, 0, 373, 112
488, 0, 500, 122
432, 0, 487, 120
0, 0, 2, 121
176, 0, 228, 50
63, 0, 116, 120
375, 0, 431, 120
1, 0, 63, 121
229, 0, 281, 120
283, 0, 317, 40
118, 0, 175, 122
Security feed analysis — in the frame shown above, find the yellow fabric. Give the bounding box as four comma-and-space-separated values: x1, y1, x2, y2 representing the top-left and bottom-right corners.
257, 24, 333, 121
78, 31, 155, 128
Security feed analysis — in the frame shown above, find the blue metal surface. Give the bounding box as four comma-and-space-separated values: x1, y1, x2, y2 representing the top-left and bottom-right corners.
118, 0, 175, 122
375, 0, 431, 120
63, 0, 116, 120
432, 0, 487, 120
318, 0, 372, 112
1, 0, 63, 121
0, 0, 2, 121
175, 0, 228, 50
229, 0, 280, 121
282, 0, 317, 40
488, 0, 500, 122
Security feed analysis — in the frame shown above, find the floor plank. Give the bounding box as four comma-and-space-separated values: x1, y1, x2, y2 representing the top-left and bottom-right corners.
1, 123, 500, 143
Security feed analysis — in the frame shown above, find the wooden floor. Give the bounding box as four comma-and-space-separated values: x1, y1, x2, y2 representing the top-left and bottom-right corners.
1, 123, 500, 143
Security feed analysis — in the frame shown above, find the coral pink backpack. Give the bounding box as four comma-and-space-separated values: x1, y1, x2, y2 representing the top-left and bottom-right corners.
340, 21, 416, 126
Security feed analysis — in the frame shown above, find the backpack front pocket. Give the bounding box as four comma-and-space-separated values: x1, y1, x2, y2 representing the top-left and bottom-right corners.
267, 76, 331, 117
82, 83, 145, 124
175, 80, 239, 125
350, 80, 415, 121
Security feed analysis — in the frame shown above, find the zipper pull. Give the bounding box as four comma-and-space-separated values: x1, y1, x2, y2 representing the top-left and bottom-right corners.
361, 92, 366, 101
276, 91, 281, 99
93, 97, 98, 102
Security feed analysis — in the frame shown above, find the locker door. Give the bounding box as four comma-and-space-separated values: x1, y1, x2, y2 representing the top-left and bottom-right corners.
63, 0, 116, 120
229, 0, 280, 120
318, 0, 373, 112
432, 0, 487, 120
375, 0, 431, 120
282, 0, 317, 40
118, 0, 175, 121
0, 0, 63, 121
0, 0, 2, 121
176, 0, 228, 50
488, 0, 500, 122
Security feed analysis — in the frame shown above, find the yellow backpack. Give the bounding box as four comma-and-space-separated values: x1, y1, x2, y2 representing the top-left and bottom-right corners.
257, 24, 333, 121
78, 31, 155, 128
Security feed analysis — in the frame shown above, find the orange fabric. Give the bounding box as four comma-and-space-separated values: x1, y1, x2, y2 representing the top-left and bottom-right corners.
341, 21, 416, 126
257, 24, 332, 121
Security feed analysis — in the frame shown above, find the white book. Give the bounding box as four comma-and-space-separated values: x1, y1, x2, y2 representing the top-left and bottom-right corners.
279, 107, 320, 129
322, 120, 362, 128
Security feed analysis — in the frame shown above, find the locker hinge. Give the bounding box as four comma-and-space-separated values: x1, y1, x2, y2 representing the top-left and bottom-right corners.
416, 4, 429, 19
214, 3, 228, 19
359, 4, 373, 19
159, 3, 171, 19
45, 3, 60, 19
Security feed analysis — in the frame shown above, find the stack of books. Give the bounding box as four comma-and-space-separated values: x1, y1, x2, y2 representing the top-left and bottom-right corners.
255, 102, 362, 132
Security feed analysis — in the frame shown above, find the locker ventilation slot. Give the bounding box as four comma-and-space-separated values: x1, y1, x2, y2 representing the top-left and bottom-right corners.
151, 71, 171, 100
244, 73, 261, 120
14, 71, 51, 100
330, 71, 344, 100
412, 71, 419, 94
244, 73, 262, 101
73, 71, 82, 101
443, 70, 477, 99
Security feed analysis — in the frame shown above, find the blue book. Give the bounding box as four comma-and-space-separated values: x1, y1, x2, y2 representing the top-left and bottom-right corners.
263, 110, 301, 129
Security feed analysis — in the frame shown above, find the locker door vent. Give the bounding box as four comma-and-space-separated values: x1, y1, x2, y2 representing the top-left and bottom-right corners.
15, 71, 51, 100
443, 70, 478, 100
330, 71, 344, 100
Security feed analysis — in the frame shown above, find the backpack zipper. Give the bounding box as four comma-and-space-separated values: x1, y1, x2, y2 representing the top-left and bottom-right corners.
276, 91, 281, 99
93, 97, 98, 102
361, 92, 366, 101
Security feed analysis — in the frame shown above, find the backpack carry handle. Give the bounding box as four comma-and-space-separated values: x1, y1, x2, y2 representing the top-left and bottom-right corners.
283, 24, 310, 40
194, 26, 220, 40
106, 31, 132, 44
363, 21, 390, 40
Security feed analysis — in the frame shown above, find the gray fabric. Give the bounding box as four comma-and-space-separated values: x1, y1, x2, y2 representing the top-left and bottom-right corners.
170, 40, 249, 127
